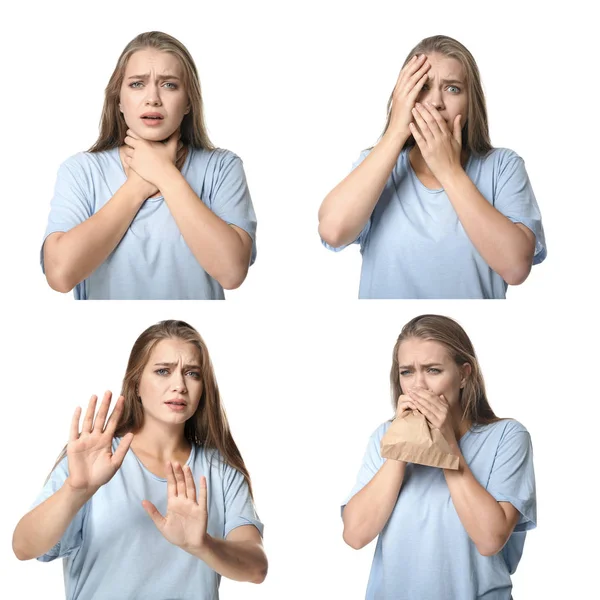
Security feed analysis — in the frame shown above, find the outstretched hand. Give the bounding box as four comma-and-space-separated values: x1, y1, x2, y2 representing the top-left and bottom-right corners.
142, 462, 208, 553
66, 392, 133, 494
409, 102, 463, 184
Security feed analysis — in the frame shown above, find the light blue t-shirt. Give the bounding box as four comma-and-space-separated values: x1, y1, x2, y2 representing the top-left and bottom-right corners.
33, 439, 263, 600
325, 147, 546, 298
343, 419, 536, 600
41, 147, 257, 299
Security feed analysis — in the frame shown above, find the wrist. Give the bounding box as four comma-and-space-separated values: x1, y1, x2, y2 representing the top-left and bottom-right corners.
380, 128, 409, 151
123, 178, 153, 205
438, 164, 466, 190
155, 162, 181, 191
62, 479, 96, 505
186, 533, 213, 559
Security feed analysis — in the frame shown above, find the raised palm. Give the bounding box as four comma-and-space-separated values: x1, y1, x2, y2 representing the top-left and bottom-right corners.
67, 392, 133, 493
143, 462, 208, 553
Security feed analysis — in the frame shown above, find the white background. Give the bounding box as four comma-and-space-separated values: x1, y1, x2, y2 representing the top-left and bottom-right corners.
1, 0, 598, 598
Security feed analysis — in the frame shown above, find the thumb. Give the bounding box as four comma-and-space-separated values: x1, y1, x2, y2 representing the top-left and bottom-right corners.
453, 115, 462, 145
142, 500, 166, 530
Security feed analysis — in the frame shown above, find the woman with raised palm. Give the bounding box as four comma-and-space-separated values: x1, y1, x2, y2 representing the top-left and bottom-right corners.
12, 320, 267, 600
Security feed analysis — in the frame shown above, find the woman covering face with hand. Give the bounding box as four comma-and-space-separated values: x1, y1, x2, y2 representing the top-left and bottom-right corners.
42, 31, 257, 299
12, 320, 267, 599
319, 35, 546, 298
342, 315, 536, 600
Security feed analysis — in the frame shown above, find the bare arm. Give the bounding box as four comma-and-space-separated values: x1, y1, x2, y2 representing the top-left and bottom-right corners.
342, 459, 407, 550
158, 167, 253, 290
444, 445, 521, 556
191, 525, 267, 583
318, 54, 431, 248
411, 103, 535, 285
12, 394, 132, 560
43, 177, 151, 293
441, 171, 535, 284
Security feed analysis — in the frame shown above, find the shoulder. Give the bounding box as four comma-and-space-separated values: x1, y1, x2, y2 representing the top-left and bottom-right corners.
193, 147, 244, 170
367, 420, 393, 446
57, 149, 116, 180
473, 147, 525, 171
472, 419, 531, 447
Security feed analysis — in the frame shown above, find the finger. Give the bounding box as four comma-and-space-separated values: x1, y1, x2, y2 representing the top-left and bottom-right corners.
424, 103, 449, 134
404, 60, 431, 95
82, 395, 98, 433
414, 104, 441, 138
173, 462, 187, 497
92, 391, 112, 433
124, 135, 137, 148
142, 501, 166, 531
409, 122, 426, 149
453, 115, 463, 145
111, 432, 134, 469
197, 475, 207, 511
395, 54, 422, 86
183, 464, 197, 503
406, 71, 430, 103
166, 461, 177, 497
70, 406, 82, 441
399, 55, 429, 88
126, 129, 141, 140
104, 395, 124, 436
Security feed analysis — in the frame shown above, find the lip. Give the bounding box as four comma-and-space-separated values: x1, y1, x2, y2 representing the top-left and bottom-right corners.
165, 399, 187, 412
140, 112, 165, 126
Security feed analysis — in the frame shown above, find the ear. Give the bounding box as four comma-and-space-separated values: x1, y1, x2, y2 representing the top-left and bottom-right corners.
459, 363, 472, 389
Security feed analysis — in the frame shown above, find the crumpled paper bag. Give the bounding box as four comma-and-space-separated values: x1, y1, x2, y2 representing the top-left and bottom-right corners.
380, 409, 459, 470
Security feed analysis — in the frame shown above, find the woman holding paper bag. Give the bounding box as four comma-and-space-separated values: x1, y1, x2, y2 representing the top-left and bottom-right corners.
12, 320, 267, 599
342, 315, 536, 600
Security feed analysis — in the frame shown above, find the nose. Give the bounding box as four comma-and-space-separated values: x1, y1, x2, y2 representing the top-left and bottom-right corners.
144, 82, 162, 106
423, 83, 444, 111
412, 371, 427, 390
172, 370, 188, 394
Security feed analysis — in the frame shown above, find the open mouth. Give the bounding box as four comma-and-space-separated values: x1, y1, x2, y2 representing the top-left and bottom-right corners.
165, 401, 186, 406
141, 114, 164, 121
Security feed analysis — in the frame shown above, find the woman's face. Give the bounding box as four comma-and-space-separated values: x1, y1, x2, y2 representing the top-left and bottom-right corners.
397, 337, 470, 409
416, 52, 469, 129
137, 338, 203, 427
119, 48, 190, 142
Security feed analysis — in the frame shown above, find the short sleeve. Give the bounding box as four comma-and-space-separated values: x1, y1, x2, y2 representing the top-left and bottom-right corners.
40, 155, 94, 274
222, 463, 264, 538
30, 456, 87, 562
486, 423, 536, 532
321, 150, 373, 252
208, 152, 258, 266
494, 151, 547, 265
341, 422, 389, 512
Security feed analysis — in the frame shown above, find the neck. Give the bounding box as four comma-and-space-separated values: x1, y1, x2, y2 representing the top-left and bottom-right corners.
131, 417, 190, 460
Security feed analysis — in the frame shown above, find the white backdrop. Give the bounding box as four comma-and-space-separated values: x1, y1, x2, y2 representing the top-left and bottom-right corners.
1, 0, 598, 598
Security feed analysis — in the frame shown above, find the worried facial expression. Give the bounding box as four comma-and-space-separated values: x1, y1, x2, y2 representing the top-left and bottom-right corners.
416, 52, 469, 129
397, 338, 470, 409
137, 338, 203, 426
119, 49, 190, 142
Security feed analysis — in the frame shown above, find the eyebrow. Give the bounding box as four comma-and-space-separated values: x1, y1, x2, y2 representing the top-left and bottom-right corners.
154, 362, 201, 370
127, 74, 181, 81
398, 363, 444, 369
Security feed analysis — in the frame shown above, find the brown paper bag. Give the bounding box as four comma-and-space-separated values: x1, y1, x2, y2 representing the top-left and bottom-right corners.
380, 410, 459, 470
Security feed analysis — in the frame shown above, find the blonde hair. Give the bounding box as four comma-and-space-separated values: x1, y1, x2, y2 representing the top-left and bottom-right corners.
89, 31, 214, 152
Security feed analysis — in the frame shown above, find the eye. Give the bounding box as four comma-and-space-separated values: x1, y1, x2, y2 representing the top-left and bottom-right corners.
421, 83, 429, 91
129, 81, 143, 88
155, 368, 169, 376
163, 82, 178, 90
427, 368, 441, 374
399, 370, 412, 377
186, 370, 201, 379
447, 85, 460, 93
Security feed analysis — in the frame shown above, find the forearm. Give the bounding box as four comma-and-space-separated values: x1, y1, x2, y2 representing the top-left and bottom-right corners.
12, 481, 92, 561
444, 449, 512, 556
318, 131, 407, 248
189, 535, 267, 583
43, 182, 146, 292
441, 169, 534, 284
159, 169, 250, 290
342, 459, 406, 549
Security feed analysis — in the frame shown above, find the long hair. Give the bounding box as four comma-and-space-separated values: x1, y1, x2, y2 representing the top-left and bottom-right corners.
88, 31, 214, 153
379, 35, 492, 156
390, 314, 500, 425
52, 320, 253, 496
